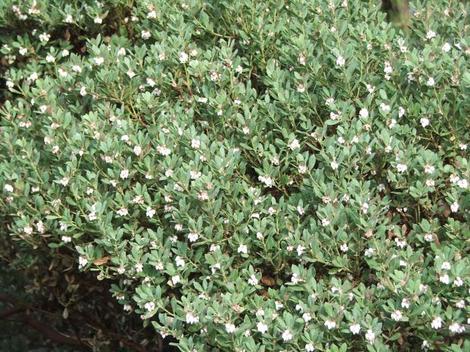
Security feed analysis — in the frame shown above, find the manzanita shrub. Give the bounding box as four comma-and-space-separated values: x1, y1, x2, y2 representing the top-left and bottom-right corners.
1, 0, 469, 351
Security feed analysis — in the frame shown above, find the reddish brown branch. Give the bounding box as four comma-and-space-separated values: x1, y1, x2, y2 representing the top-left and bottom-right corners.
12, 313, 88, 348
1, 293, 89, 349
0, 306, 25, 319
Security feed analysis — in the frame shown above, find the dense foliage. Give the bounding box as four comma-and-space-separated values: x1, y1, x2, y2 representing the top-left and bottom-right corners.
1, 0, 469, 351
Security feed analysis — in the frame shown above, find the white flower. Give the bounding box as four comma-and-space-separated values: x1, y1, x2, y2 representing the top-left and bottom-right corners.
340, 243, 349, 253
225, 323, 236, 334
336, 55, 345, 67
426, 30, 436, 40
93, 56, 104, 66
117, 266, 126, 274
117, 207, 129, 216
453, 277, 463, 287
391, 310, 403, 321
450, 202, 459, 213
179, 51, 189, 63
23, 225, 33, 235
330, 160, 339, 170
72, 65, 82, 73
424, 165, 435, 174
61, 235, 72, 243
380, 103, 391, 113
325, 97, 335, 106
88, 211, 97, 221
305, 343, 315, 352
120, 169, 129, 179
426, 77, 435, 87
361, 202, 369, 214
64, 14, 73, 23
39, 32, 50, 43
324, 320, 336, 330
52, 145, 60, 154
59, 177, 69, 186
281, 329, 293, 342
132, 195, 144, 205
4, 184, 14, 192
135, 263, 143, 272
330, 111, 340, 120
238, 244, 248, 254
349, 323, 361, 335
431, 317, 443, 329
365, 329, 375, 343
396, 163, 407, 173
291, 272, 303, 284
441, 261, 451, 270
401, 298, 410, 309
141, 30, 151, 39
257, 322, 268, 334
146, 207, 156, 218
458, 178, 468, 189
439, 274, 450, 284
144, 301, 155, 312
146, 77, 156, 87
302, 312, 312, 322
94, 17, 102, 24
365, 248, 375, 257
442, 42, 451, 53
424, 233, 434, 242
209, 262, 221, 274
191, 138, 200, 149
58, 68, 68, 77
171, 275, 180, 285
79, 86, 87, 96
147, 10, 157, 19
186, 312, 199, 324
399, 106, 406, 117
175, 256, 185, 268
359, 108, 369, 118
133, 145, 142, 156
420, 117, 430, 127
296, 245, 305, 256
78, 256, 88, 268
366, 83, 375, 94
456, 300, 465, 309
384, 61, 393, 74
248, 274, 258, 286
46, 54, 55, 63
188, 232, 199, 242
449, 322, 464, 334
288, 138, 300, 150
258, 175, 274, 188
297, 84, 306, 93
157, 145, 171, 156
450, 174, 460, 183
